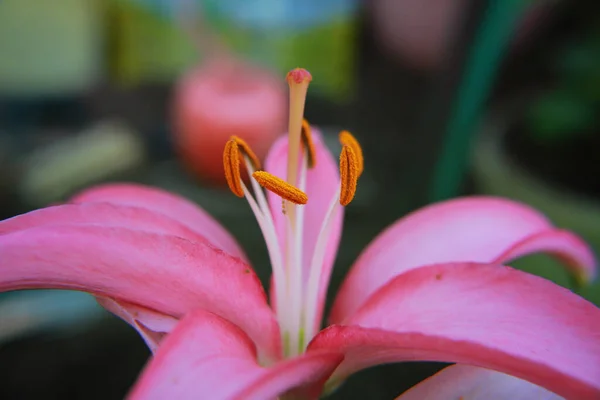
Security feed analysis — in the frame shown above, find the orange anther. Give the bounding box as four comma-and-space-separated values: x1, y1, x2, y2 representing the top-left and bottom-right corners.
301, 119, 316, 168
339, 130, 363, 177
223, 139, 244, 197
339, 145, 359, 206
223, 136, 262, 198
231, 135, 261, 170
252, 171, 308, 205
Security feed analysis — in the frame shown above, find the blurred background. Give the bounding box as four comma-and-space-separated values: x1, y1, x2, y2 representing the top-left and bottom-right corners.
0, 0, 599, 398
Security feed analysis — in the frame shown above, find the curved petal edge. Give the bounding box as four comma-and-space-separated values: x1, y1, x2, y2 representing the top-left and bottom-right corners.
0, 224, 280, 361
331, 196, 597, 323
128, 309, 342, 400
71, 183, 247, 260
312, 263, 600, 400
396, 364, 563, 400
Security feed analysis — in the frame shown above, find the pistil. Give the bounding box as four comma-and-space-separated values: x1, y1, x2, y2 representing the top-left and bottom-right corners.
285, 69, 312, 220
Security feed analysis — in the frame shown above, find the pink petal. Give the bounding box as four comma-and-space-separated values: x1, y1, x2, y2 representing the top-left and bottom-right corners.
0, 225, 280, 362
0, 202, 260, 353
331, 196, 596, 323
96, 297, 177, 352
264, 131, 343, 316
309, 263, 600, 400
128, 309, 343, 400
396, 364, 562, 400
0, 203, 216, 247
71, 183, 247, 260
495, 229, 594, 283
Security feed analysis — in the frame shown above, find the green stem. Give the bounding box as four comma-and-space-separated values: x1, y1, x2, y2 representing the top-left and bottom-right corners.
430, 0, 528, 201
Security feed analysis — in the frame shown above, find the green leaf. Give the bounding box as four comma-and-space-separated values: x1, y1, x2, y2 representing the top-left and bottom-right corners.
526, 91, 595, 142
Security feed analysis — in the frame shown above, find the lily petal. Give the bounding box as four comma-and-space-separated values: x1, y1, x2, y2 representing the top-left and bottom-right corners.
96, 297, 178, 352
264, 131, 343, 312
309, 263, 600, 400
396, 364, 562, 400
71, 183, 247, 260
331, 197, 596, 323
0, 225, 280, 361
129, 309, 343, 400
0, 202, 216, 247
495, 229, 594, 284
0, 203, 243, 352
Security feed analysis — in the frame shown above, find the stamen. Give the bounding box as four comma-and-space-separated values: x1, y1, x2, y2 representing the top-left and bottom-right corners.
223, 139, 244, 197
232, 135, 261, 170
339, 145, 359, 206
223, 136, 262, 198
339, 130, 363, 176
301, 119, 316, 168
253, 171, 308, 205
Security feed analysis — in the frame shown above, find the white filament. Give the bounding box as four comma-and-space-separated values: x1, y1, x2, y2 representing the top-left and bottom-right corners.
302, 186, 341, 348
241, 159, 286, 330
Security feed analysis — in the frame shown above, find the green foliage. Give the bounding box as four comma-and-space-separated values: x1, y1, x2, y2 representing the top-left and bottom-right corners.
527, 90, 595, 142
526, 25, 600, 143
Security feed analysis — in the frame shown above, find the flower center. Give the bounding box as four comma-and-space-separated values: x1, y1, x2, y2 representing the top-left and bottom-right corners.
222, 68, 363, 357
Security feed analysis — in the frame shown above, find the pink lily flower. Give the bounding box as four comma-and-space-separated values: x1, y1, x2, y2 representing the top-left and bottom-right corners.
1, 68, 599, 399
